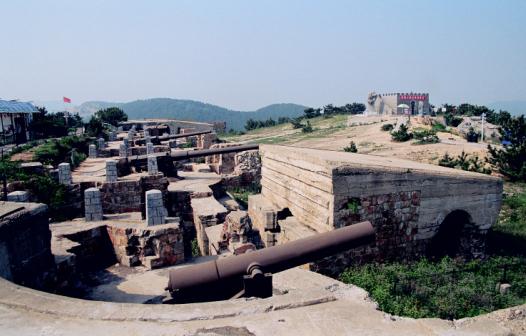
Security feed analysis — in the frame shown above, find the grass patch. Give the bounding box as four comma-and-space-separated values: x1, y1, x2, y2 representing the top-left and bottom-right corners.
226, 182, 262, 209
339, 188, 526, 320
340, 256, 526, 320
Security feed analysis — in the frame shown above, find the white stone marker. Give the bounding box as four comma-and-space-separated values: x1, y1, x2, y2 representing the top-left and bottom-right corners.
147, 155, 158, 175
145, 189, 166, 226
127, 131, 134, 141
109, 131, 116, 141
89, 144, 97, 158
7, 191, 29, 202
119, 143, 128, 158
84, 187, 103, 221
106, 160, 118, 183
146, 142, 154, 155
58, 163, 72, 185
97, 138, 105, 149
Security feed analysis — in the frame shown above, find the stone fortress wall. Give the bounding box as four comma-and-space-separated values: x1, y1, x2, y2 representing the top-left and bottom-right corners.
250, 145, 502, 275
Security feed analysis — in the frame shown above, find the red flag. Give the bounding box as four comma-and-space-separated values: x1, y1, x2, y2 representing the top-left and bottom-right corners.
63, 97, 71, 103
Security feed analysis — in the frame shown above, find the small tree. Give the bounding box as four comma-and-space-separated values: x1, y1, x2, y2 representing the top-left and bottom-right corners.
438, 153, 457, 168
391, 124, 412, 142
94, 107, 128, 126
487, 115, 526, 181
343, 141, 358, 153
290, 117, 303, 129
301, 121, 313, 133
85, 116, 104, 137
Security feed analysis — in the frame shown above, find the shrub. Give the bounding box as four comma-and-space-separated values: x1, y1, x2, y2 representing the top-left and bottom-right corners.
290, 117, 304, 129
381, 123, 394, 131
413, 128, 440, 144
487, 115, 526, 181
391, 124, 412, 142
432, 123, 447, 132
301, 121, 313, 133
339, 256, 526, 320
343, 141, 358, 153
438, 151, 491, 174
33, 136, 89, 167
438, 153, 457, 168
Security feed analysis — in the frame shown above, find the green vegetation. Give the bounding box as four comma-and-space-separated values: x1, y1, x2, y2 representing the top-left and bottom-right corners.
381, 123, 394, 132
191, 238, 201, 257
487, 115, 526, 181
33, 135, 89, 167
413, 128, 440, 145
346, 198, 360, 214
245, 117, 290, 131
94, 107, 128, 126
226, 182, 262, 209
340, 186, 526, 320
301, 121, 313, 133
340, 256, 526, 320
390, 124, 412, 142
30, 107, 83, 139
438, 151, 491, 174
431, 123, 447, 133
343, 141, 358, 153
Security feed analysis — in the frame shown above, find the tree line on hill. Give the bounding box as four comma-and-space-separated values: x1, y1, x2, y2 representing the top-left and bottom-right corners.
437, 103, 512, 127
244, 102, 366, 131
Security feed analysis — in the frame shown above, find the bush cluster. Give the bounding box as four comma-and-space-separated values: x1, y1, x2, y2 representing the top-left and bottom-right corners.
413, 128, 440, 144
343, 141, 358, 153
381, 123, 394, 132
438, 151, 491, 174
33, 135, 89, 167
390, 124, 412, 142
339, 256, 526, 320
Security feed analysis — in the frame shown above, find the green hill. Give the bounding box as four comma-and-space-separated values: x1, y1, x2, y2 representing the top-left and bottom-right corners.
78, 98, 307, 130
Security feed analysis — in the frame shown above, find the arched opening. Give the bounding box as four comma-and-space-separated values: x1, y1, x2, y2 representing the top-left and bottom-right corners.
410, 101, 416, 115
428, 210, 473, 259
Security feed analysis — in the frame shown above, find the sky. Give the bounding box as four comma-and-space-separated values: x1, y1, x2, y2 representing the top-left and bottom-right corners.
0, 0, 525, 110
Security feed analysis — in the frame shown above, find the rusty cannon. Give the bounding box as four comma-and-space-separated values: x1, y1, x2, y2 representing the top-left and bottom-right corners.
128, 143, 259, 176
135, 130, 212, 146
170, 143, 259, 161
165, 221, 374, 303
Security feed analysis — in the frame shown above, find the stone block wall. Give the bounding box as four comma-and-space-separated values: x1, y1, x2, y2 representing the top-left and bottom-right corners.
106, 223, 184, 269
255, 145, 503, 274
99, 175, 169, 214
0, 203, 56, 290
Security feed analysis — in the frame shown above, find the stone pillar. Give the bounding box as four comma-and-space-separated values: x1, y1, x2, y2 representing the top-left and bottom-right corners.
119, 143, 128, 158
123, 138, 129, 148
97, 138, 105, 149
7, 191, 29, 202
145, 135, 151, 144
147, 155, 158, 175
109, 131, 116, 141
84, 187, 103, 221
89, 144, 97, 158
145, 189, 166, 226
144, 128, 150, 137
170, 126, 177, 135
106, 160, 118, 183
127, 131, 134, 141
58, 163, 72, 185
146, 142, 154, 155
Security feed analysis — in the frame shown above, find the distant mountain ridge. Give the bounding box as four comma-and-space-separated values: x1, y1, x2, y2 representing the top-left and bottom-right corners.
73, 98, 307, 130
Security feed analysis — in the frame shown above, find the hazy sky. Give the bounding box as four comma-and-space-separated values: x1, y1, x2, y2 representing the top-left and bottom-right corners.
1, 0, 525, 110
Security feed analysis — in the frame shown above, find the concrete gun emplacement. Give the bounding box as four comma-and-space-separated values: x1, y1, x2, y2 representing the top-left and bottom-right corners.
165, 221, 375, 303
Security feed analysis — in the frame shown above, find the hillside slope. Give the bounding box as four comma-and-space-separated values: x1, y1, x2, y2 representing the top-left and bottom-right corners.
77, 99, 307, 130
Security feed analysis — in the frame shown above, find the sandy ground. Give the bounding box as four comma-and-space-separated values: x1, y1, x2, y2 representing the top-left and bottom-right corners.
223, 115, 494, 166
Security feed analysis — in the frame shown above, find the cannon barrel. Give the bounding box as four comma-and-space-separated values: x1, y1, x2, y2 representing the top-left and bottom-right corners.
171, 143, 259, 161
167, 221, 374, 302
157, 130, 211, 140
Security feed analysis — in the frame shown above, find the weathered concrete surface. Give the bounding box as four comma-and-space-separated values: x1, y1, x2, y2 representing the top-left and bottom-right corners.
0, 267, 524, 335
0, 202, 55, 290
254, 145, 502, 271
